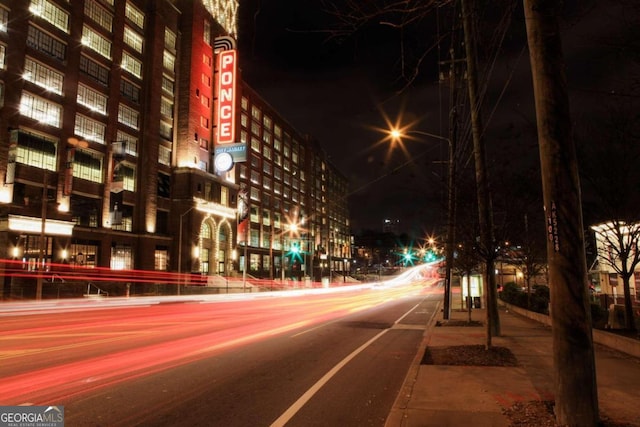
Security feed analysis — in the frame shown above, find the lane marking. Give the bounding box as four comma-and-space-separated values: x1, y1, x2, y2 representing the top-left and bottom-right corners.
270, 300, 425, 427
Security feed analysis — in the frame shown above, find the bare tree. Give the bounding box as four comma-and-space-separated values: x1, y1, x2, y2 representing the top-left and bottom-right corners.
592, 221, 640, 330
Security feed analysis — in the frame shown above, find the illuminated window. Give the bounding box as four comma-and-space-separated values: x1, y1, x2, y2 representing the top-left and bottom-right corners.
161, 75, 174, 94
23, 57, 63, 94
82, 25, 111, 59
20, 91, 62, 127
155, 249, 168, 271
250, 186, 260, 202
0, 7, 8, 32
203, 20, 211, 45
250, 170, 260, 185
240, 129, 248, 143
123, 26, 143, 53
30, 0, 69, 33
77, 84, 107, 114
274, 138, 282, 151
263, 115, 272, 130
125, 1, 144, 29
84, 0, 112, 31
158, 145, 171, 165
15, 131, 57, 170
251, 121, 260, 136
159, 121, 172, 140
263, 146, 271, 160
251, 105, 261, 121
114, 163, 135, 191
116, 130, 138, 156
273, 181, 281, 195
263, 131, 272, 145
274, 124, 282, 138
74, 114, 106, 144
241, 97, 248, 110
27, 25, 66, 61
73, 149, 103, 183
0, 45, 4, 70
263, 176, 272, 190
200, 95, 210, 108
118, 103, 140, 130
163, 50, 175, 73
274, 167, 281, 181
221, 186, 229, 206
284, 143, 290, 158
122, 51, 142, 78
111, 244, 133, 269
160, 97, 173, 117
201, 73, 210, 87
241, 113, 248, 128
164, 27, 176, 50
250, 137, 260, 153
79, 55, 108, 85
262, 161, 271, 175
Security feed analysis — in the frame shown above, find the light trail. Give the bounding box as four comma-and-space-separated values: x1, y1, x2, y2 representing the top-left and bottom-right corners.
0, 264, 442, 406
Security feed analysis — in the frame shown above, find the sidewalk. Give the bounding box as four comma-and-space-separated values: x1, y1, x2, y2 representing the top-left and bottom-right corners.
386, 300, 640, 426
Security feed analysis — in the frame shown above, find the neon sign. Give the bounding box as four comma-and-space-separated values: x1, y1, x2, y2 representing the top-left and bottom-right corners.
216, 49, 237, 145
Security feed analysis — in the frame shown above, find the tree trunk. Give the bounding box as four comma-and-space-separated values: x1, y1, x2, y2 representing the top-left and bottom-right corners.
523, 1, 599, 425
622, 275, 635, 330
461, 0, 500, 345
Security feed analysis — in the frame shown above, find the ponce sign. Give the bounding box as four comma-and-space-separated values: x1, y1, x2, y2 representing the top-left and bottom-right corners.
216, 49, 237, 144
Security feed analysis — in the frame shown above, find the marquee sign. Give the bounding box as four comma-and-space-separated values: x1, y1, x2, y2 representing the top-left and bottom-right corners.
216, 49, 237, 145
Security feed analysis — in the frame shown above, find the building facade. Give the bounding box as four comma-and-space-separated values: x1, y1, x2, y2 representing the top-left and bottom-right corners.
0, 0, 350, 298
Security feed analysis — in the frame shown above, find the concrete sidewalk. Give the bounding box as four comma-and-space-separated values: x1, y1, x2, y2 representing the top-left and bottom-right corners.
386, 301, 640, 426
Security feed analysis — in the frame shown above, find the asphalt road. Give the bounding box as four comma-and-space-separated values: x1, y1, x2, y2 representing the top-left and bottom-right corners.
0, 279, 441, 426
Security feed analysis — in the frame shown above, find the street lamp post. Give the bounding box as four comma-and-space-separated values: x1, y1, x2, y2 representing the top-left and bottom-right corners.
389, 128, 455, 320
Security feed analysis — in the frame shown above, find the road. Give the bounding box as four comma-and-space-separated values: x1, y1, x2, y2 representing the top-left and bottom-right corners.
0, 274, 442, 426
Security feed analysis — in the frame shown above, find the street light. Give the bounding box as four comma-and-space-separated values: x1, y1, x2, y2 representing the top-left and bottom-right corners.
388, 127, 455, 320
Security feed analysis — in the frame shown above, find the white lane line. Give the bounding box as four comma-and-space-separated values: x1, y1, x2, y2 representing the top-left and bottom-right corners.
270, 301, 424, 427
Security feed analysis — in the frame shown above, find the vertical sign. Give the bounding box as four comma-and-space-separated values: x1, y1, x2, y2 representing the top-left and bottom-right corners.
216, 49, 237, 144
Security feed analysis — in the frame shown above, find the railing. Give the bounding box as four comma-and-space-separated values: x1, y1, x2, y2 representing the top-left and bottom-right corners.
84, 282, 108, 298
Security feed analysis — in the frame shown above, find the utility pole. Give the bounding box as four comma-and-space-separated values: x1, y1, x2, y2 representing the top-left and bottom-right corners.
523, 1, 598, 425
461, 0, 500, 342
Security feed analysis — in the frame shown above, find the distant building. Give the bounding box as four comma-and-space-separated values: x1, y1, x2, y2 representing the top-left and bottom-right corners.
0, 0, 350, 297
382, 218, 401, 234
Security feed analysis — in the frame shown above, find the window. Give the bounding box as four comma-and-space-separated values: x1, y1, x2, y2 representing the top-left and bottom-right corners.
161, 76, 174, 94
73, 149, 103, 183
263, 146, 272, 160
74, 114, 106, 144
113, 163, 135, 191
200, 116, 209, 129
77, 84, 107, 114
250, 137, 260, 153
118, 103, 139, 130
111, 244, 133, 269
158, 145, 171, 166
203, 20, 211, 45
27, 25, 66, 61
116, 130, 138, 156
82, 25, 111, 59
159, 121, 172, 140
251, 121, 260, 136
164, 28, 176, 51
250, 170, 260, 185
250, 186, 260, 202
163, 50, 175, 73
123, 26, 143, 53
122, 51, 142, 78
251, 105, 261, 121
15, 131, 57, 170
0, 7, 8, 33
241, 97, 248, 110
79, 55, 108, 85
155, 249, 168, 271
0, 44, 5, 70
160, 97, 173, 118
221, 186, 228, 205
84, 0, 112, 32
30, 0, 69, 33
125, 1, 144, 29
20, 91, 62, 127
274, 124, 282, 139
120, 79, 140, 103
201, 73, 211, 87
23, 57, 64, 94
263, 161, 271, 175
201, 95, 210, 108
203, 53, 212, 67
199, 137, 209, 150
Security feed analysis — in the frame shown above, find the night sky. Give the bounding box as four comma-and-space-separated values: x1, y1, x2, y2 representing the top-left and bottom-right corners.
236, 0, 639, 238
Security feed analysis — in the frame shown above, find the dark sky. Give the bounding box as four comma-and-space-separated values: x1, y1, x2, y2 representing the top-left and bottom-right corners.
236, 0, 639, 237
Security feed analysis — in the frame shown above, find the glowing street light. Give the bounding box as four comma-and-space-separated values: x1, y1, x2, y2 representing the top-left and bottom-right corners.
386, 126, 456, 320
